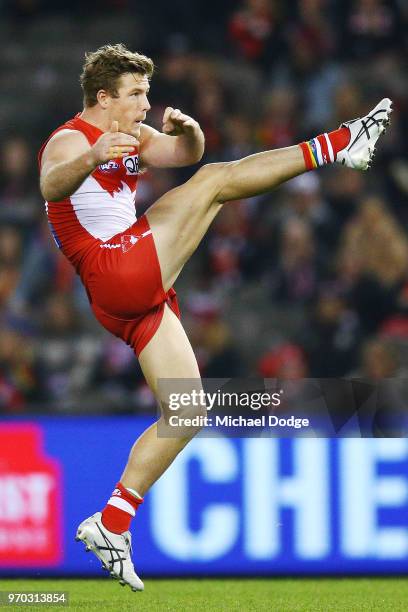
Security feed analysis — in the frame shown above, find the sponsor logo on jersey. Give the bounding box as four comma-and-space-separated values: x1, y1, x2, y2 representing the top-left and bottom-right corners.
99, 161, 120, 173
123, 154, 139, 176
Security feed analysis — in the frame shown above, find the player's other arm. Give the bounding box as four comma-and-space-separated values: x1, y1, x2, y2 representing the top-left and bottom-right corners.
140, 107, 205, 168
40, 122, 138, 201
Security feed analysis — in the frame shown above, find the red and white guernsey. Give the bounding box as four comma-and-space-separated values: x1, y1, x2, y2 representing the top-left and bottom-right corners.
38, 114, 140, 270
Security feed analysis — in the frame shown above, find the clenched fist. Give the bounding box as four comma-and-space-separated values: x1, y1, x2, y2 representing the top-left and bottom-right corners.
162, 107, 200, 136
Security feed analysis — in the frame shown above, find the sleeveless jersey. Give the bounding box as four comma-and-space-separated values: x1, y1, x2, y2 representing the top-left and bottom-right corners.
38, 114, 140, 270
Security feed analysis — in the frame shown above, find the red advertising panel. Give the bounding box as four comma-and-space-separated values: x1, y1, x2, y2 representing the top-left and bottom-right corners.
0, 424, 63, 566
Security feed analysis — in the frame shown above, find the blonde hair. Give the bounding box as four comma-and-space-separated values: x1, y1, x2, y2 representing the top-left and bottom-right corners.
80, 43, 154, 107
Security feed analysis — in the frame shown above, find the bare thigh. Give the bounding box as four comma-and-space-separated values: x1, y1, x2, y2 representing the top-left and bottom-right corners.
146, 163, 227, 291
138, 303, 201, 397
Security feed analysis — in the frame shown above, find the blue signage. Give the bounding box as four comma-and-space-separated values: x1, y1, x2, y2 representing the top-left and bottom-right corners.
0, 418, 407, 575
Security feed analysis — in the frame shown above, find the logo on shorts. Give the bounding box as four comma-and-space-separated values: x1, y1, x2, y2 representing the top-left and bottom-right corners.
123, 154, 139, 175
121, 229, 152, 253
99, 161, 120, 173
120, 229, 152, 253
121, 234, 139, 253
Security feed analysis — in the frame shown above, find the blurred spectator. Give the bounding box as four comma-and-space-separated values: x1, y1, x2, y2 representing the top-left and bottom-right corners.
337, 195, 408, 332
222, 114, 256, 161
8, 217, 76, 318
34, 293, 99, 411
189, 58, 226, 157
358, 336, 402, 379
205, 202, 250, 287
228, 0, 284, 69
283, 173, 339, 257
152, 48, 195, 112
322, 164, 366, 223
333, 82, 363, 127
301, 284, 361, 377
292, 0, 334, 60
201, 318, 244, 378
269, 217, 321, 304
285, 0, 343, 131
0, 136, 38, 228
352, 336, 408, 436
344, 0, 403, 59
0, 226, 22, 309
257, 342, 308, 379
0, 325, 40, 412
257, 88, 299, 149
91, 337, 151, 413
191, 318, 244, 378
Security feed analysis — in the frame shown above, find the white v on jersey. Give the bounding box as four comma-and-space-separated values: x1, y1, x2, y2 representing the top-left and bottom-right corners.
70, 174, 137, 242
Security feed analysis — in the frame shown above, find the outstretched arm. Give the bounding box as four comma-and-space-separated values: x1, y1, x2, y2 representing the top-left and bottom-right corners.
40, 121, 138, 201
140, 107, 205, 168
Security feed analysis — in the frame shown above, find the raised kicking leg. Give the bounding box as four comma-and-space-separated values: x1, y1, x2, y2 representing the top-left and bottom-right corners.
147, 98, 392, 292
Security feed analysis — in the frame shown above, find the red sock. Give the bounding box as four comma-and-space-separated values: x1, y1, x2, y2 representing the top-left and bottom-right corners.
300, 127, 351, 170
101, 482, 143, 534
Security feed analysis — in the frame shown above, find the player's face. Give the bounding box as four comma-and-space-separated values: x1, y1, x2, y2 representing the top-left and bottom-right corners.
110, 73, 151, 138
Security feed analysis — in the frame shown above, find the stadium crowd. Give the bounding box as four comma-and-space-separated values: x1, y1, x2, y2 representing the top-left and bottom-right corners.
0, 0, 407, 413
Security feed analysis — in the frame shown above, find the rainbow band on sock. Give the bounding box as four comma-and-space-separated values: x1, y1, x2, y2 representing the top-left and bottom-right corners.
300, 140, 318, 170
300, 133, 333, 171
306, 140, 319, 168
309, 139, 321, 167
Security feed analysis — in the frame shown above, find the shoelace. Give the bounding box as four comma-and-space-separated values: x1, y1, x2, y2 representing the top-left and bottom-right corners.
346, 108, 388, 150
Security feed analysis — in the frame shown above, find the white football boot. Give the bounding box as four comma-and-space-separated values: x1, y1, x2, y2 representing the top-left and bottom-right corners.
336, 98, 392, 170
75, 512, 144, 592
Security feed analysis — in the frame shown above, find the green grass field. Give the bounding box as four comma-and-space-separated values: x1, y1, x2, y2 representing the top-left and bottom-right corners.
0, 578, 407, 611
